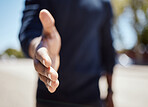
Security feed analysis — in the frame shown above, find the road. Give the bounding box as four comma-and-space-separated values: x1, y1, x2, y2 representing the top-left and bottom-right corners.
0, 59, 148, 107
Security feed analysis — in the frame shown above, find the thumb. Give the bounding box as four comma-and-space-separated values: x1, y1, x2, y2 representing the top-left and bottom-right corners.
39, 9, 55, 37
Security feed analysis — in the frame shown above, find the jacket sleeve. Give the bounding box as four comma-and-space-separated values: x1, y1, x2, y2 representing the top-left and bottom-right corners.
19, 0, 42, 57
100, 1, 116, 74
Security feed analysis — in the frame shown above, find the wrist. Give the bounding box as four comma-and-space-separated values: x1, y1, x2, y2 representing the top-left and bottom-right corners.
29, 36, 42, 58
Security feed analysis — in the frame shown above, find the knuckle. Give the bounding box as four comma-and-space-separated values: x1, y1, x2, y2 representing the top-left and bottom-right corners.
51, 80, 59, 89
51, 75, 56, 82
50, 68, 58, 81
55, 80, 59, 88
52, 72, 58, 81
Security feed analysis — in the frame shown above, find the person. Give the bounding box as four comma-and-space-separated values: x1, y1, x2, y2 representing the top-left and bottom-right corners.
19, 0, 115, 106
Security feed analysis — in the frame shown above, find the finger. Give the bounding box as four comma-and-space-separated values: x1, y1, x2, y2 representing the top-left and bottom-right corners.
34, 58, 58, 81
34, 58, 47, 76
39, 74, 55, 93
47, 79, 59, 89
35, 47, 51, 68
46, 85, 56, 93
39, 9, 55, 37
39, 74, 48, 85
39, 74, 59, 89
39, 74, 59, 93
47, 66, 58, 81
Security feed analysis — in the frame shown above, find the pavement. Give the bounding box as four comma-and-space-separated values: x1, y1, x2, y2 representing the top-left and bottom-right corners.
113, 65, 148, 107
0, 59, 148, 107
0, 59, 38, 107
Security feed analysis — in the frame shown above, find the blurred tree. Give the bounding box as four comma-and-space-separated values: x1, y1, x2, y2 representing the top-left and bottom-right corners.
112, 0, 129, 18
1, 48, 24, 58
112, 0, 148, 64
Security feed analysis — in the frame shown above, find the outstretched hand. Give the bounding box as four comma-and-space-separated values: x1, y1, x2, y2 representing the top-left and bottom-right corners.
29, 9, 61, 93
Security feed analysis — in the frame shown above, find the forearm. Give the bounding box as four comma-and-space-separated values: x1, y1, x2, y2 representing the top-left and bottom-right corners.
19, 0, 42, 57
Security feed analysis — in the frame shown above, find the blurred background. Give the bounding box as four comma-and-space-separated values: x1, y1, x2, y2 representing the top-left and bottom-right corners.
0, 0, 148, 107
0, 0, 148, 65
0, 0, 24, 58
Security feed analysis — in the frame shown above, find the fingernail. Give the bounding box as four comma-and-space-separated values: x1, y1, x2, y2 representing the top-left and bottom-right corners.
47, 80, 52, 87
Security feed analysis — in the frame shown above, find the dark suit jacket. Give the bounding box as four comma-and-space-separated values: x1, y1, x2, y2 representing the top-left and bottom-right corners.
19, 0, 115, 105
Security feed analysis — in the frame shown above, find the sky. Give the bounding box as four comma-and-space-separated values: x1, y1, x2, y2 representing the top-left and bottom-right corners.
0, 0, 24, 54
0, 0, 137, 54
